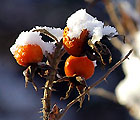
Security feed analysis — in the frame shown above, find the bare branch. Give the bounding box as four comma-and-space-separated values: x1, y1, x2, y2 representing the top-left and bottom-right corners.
58, 49, 133, 120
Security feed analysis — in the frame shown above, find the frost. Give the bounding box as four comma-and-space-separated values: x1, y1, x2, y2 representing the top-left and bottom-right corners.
103, 26, 118, 37
43, 42, 56, 54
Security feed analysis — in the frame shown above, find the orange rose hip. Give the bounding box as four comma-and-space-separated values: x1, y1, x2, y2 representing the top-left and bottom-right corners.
14, 44, 43, 67
63, 27, 89, 57
64, 55, 95, 80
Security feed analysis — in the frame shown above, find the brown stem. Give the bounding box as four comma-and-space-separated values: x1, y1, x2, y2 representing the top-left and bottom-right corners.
42, 81, 51, 119
58, 49, 133, 120
42, 40, 66, 120
42, 69, 56, 120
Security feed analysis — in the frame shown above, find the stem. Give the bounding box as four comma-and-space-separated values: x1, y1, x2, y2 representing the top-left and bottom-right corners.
58, 49, 133, 120
42, 41, 66, 120
42, 69, 57, 120
42, 81, 52, 119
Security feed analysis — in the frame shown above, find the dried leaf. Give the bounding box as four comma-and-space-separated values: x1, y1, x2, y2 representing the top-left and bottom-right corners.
88, 40, 112, 67
23, 64, 38, 91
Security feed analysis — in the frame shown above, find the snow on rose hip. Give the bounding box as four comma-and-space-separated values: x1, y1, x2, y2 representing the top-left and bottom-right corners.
10, 30, 56, 67
63, 27, 89, 56
63, 9, 118, 65
9, 8, 121, 120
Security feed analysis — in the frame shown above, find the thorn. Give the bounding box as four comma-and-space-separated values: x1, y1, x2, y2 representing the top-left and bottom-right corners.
103, 78, 106, 80
104, 78, 108, 84
40, 116, 47, 119
41, 86, 56, 91
40, 107, 46, 110
41, 86, 48, 89
38, 110, 43, 113
41, 98, 46, 101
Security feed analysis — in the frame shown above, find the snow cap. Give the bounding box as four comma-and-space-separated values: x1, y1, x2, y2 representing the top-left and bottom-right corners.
10, 30, 55, 55
66, 9, 118, 43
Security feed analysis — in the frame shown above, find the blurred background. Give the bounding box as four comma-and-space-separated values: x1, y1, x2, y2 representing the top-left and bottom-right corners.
0, 0, 140, 120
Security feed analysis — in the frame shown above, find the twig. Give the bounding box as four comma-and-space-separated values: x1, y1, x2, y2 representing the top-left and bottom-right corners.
42, 80, 52, 119
33, 29, 58, 42
58, 49, 133, 120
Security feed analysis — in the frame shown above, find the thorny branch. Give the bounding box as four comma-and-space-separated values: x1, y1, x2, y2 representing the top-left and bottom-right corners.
57, 49, 133, 120
41, 40, 66, 120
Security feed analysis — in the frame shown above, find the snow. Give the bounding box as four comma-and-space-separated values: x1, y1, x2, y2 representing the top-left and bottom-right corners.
115, 31, 140, 119
34, 26, 63, 42
10, 9, 118, 58
103, 26, 118, 36
43, 42, 56, 54
93, 60, 97, 67
66, 9, 118, 43
10, 30, 55, 55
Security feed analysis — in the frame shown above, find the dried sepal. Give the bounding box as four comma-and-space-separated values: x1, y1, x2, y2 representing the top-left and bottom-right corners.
87, 39, 112, 67
48, 104, 62, 120
60, 83, 74, 100
37, 62, 56, 78
41, 86, 56, 92
75, 76, 88, 108
95, 41, 112, 63
23, 64, 38, 91
33, 29, 58, 42
54, 75, 89, 107
23, 62, 57, 91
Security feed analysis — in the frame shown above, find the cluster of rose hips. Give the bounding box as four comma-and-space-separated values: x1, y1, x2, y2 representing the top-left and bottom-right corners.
10, 9, 118, 104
